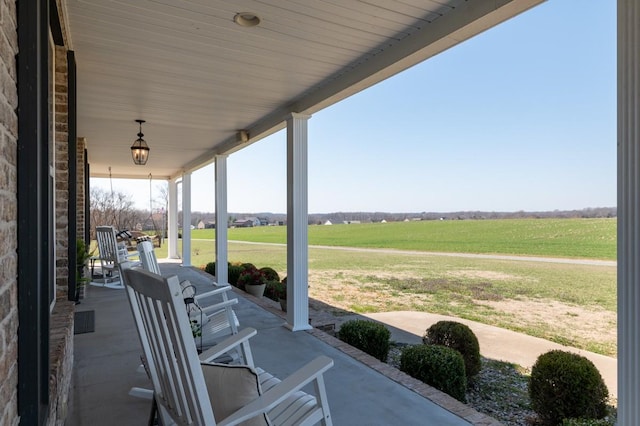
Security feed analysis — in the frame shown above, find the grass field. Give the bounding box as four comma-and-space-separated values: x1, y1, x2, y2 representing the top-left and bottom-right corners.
151, 218, 617, 356
192, 217, 616, 260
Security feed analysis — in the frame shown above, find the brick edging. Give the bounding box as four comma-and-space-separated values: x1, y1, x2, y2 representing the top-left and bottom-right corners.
305, 328, 502, 426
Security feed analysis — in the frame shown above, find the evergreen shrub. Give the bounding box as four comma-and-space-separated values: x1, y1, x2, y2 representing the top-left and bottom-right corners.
204, 262, 216, 276
259, 267, 280, 282
423, 321, 481, 379
228, 264, 243, 287
337, 319, 391, 362
529, 350, 608, 425
400, 344, 467, 402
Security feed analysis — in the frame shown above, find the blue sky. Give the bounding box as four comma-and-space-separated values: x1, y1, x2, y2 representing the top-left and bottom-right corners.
93, 1, 616, 214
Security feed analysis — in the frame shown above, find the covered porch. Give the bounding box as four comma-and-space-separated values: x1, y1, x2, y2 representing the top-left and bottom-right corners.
69, 261, 494, 425
20, 0, 640, 424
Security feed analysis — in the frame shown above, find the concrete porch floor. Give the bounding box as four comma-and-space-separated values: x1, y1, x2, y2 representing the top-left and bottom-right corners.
69, 262, 498, 425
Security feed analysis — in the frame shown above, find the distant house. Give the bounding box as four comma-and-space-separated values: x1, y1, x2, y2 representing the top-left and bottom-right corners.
197, 220, 215, 229
246, 217, 262, 227
258, 217, 269, 226
232, 218, 259, 228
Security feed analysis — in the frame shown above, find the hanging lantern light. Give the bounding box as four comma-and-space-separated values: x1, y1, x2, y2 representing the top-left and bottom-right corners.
131, 119, 150, 165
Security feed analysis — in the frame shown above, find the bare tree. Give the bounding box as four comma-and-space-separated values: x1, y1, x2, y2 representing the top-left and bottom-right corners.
154, 182, 169, 239
90, 187, 142, 239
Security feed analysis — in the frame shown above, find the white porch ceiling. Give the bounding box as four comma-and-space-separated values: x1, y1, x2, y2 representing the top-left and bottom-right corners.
63, 0, 544, 180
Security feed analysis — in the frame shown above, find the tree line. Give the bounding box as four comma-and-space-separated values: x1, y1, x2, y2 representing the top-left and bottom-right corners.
90, 187, 616, 237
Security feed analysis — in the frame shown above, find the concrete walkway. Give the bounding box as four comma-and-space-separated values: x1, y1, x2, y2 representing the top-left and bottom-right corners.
362, 311, 617, 398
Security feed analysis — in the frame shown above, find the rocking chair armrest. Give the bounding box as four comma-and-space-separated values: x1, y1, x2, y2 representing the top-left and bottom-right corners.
198, 327, 257, 363
217, 356, 334, 426
194, 284, 233, 302
200, 298, 238, 317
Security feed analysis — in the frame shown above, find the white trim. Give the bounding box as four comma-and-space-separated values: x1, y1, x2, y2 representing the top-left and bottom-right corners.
215, 155, 229, 285
168, 178, 179, 259
182, 172, 192, 266
286, 113, 312, 331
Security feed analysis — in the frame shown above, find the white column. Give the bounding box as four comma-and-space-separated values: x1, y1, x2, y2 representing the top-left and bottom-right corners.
215, 155, 229, 285
286, 113, 311, 331
167, 178, 179, 259
618, 1, 640, 422
182, 172, 192, 266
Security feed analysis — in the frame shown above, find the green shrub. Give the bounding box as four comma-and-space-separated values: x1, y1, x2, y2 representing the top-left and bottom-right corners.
265, 280, 286, 302
423, 321, 481, 379
228, 265, 243, 287
233, 263, 256, 289
204, 262, 216, 276
400, 344, 467, 402
529, 350, 608, 425
259, 267, 280, 282
239, 262, 256, 272
337, 320, 390, 362
204, 262, 235, 281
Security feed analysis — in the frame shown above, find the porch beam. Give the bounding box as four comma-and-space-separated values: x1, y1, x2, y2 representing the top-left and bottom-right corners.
215, 155, 229, 285
618, 0, 640, 422
167, 178, 179, 258
182, 172, 192, 266
286, 113, 311, 331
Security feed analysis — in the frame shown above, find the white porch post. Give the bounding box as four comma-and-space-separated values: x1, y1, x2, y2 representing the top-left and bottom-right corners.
167, 178, 179, 259
215, 155, 229, 285
286, 113, 311, 331
618, 1, 640, 422
182, 172, 192, 266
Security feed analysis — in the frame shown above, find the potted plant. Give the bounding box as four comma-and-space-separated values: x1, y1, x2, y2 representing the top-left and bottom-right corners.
237, 266, 267, 298
266, 277, 287, 311
75, 238, 94, 301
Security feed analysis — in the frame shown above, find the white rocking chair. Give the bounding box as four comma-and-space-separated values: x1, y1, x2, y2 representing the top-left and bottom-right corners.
136, 241, 240, 349
122, 267, 334, 426
95, 225, 139, 288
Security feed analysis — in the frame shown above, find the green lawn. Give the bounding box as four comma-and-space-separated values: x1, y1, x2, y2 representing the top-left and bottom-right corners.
151, 217, 617, 356
191, 218, 616, 260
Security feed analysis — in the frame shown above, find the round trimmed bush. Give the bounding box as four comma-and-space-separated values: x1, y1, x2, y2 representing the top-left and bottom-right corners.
228, 264, 243, 287
337, 319, 391, 362
259, 267, 280, 282
204, 262, 216, 275
423, 321, 481, 379
239, 262, 256, 272
529, 350, 608, 425
400, 344, 467, 402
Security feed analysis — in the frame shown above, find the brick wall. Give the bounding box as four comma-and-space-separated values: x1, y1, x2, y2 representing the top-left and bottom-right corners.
47, 46, 74, 426
55, 46, 69, 300
47, 300, 75, 426
0, 0, 19, 423
77, 137, 86, 240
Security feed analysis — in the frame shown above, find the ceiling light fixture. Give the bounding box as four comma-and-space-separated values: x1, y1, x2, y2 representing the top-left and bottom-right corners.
131, 119, 150, 165
233, 12, 261, 27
